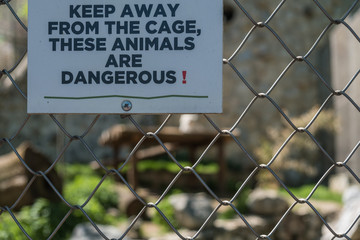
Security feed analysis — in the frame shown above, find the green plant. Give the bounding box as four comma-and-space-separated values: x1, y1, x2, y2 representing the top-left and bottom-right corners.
18, 2, 28, 19
0, 199, 73, 240
151, 197, 178, 231
219, 187, 251, 219
61, 163, 118, 222
279, 184, 342, 203
136, 159, 218, 174
0, 164, 120, 239
0, 212, 27, 240
61, 164, 96, 181
64, 175, 118, 212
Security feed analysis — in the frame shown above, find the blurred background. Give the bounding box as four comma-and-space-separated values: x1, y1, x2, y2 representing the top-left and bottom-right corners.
0, 0, 359, 239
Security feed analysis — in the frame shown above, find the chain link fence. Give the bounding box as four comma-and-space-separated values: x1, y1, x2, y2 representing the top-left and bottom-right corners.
1, 0, 360, 239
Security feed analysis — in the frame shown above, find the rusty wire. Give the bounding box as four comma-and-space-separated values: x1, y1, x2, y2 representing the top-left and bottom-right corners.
0, 0, 359, 239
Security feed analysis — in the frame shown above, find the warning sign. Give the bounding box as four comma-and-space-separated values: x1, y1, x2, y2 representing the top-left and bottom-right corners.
28, 0, 223, 114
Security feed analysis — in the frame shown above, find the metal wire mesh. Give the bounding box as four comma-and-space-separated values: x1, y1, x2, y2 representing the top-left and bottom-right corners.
1, 0, 360, 239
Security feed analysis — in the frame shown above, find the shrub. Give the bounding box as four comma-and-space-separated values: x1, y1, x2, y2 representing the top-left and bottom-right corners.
219, 187, 251, 219
279, 184, 342, 203
150, 189, 183, 231
0, 164, 119, 239
0, 199, 72, 240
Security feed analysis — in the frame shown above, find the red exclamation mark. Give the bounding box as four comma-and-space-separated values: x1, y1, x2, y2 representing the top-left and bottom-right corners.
182, 71, 187, 84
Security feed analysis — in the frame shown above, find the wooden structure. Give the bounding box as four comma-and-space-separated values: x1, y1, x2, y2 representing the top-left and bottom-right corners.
98, 124, 239, 192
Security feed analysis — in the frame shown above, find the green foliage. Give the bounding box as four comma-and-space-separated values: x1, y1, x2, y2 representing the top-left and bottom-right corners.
150, 190, 183, 231
136, 159, 218, 174
64, 174, 118, 212
62, 164, 118, 217
18, 2, 28, 20
0, 199, 73, 240
219, 187, 251, 219
0, 164, 119, 239
279, 184, 342, 203
0, 212, 26, 240
62, 165, 119, 225
61, 163, 95, 181
151, 197, 178, 231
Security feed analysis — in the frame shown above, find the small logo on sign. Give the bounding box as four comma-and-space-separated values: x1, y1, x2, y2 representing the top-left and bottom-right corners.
121, 100, 132, 111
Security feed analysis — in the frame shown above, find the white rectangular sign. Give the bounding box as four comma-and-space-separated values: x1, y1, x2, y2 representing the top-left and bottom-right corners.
28, 0, 223, 114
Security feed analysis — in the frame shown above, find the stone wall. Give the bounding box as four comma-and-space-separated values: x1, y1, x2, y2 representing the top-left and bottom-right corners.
218, 0, 357, 152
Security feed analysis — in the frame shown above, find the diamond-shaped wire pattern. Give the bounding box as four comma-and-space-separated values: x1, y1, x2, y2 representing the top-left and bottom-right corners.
1, 0, 360, 239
